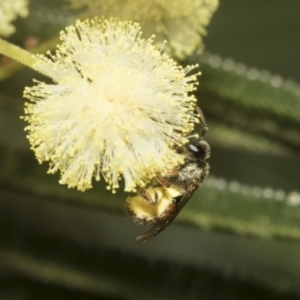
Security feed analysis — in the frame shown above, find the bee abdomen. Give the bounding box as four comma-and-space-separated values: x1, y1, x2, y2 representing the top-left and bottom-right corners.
126, 186, 183, 225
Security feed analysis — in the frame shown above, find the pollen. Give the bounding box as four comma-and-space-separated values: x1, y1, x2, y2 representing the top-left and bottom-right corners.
68, 0, 219, 59
126, 186, 182, 224
0, 0, 29, 37
22, 18, 200, 192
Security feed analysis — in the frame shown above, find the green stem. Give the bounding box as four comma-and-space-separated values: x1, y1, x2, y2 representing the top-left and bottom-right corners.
0, 38, 41, 74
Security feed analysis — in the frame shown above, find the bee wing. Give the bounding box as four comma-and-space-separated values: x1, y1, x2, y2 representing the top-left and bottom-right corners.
136, 180, 199, 244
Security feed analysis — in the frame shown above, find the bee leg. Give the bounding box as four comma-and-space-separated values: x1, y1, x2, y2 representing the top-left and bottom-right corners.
155, 169, 179, 188
155, 176, 171, 188
136, 186, 158, 205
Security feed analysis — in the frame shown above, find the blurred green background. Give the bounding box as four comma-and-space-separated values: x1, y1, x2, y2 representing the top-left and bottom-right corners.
1, 0, 300, 299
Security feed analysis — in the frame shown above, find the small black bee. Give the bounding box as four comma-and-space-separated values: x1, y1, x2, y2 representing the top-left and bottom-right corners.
126, 107, 210, 243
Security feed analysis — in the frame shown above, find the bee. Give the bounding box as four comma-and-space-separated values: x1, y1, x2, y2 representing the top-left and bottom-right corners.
126, 107, 210, 243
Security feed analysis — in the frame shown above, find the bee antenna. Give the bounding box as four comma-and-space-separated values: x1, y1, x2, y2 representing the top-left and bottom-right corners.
196, 106, 208, 137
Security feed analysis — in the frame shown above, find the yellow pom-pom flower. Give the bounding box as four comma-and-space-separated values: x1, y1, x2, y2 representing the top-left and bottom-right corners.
0, 0, 29, 37
68, 0, 219, 59
22, 18, 200, 193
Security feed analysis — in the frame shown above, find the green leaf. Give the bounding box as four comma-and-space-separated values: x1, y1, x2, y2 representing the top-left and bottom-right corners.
187, 52, 300, 152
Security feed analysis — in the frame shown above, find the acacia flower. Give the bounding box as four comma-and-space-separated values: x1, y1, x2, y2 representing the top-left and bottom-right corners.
22, 18, 200, 193
0, 0, 29, 37
68, 0, 219, 59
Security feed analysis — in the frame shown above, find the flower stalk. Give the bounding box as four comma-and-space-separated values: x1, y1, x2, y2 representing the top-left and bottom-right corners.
0, 38, 41, 74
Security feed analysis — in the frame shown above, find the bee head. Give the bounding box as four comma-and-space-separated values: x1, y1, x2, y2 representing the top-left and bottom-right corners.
185, 139, 210, 162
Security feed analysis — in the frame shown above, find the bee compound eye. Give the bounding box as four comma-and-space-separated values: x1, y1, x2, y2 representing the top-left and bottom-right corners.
187, 143, 206, 158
